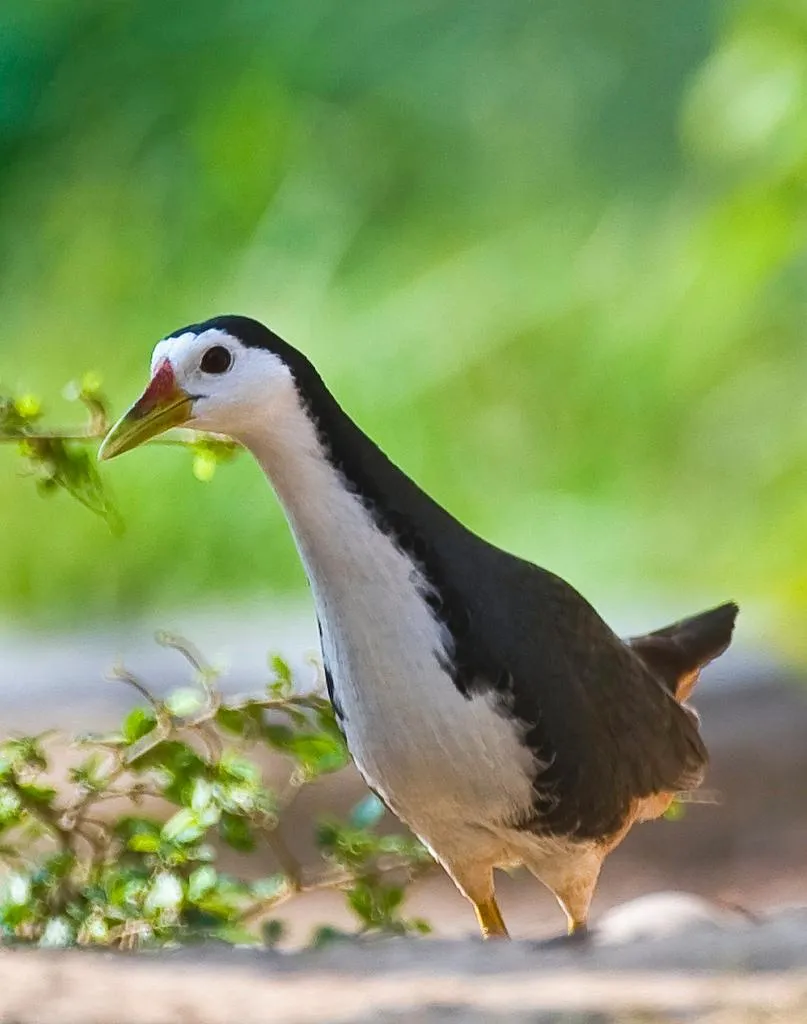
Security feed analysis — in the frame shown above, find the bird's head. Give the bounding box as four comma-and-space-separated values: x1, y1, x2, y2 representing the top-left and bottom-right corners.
99, 316, 302, 460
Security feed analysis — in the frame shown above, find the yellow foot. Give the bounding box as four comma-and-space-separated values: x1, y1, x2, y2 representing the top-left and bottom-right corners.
474, 896, 510, 939
567, 918, 589, 940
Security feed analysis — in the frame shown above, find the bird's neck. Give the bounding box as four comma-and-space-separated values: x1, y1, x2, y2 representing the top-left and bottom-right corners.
237, 372, 463, 590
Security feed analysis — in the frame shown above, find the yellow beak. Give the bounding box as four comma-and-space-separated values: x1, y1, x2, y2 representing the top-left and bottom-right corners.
99, 360, 193, 461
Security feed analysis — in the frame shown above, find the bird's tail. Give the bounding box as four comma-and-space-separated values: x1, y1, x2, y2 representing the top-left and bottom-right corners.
627, 601, 739, 702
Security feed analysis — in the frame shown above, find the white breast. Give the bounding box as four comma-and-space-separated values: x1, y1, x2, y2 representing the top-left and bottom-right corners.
309, 515, 535, 833
248, 408, 536, 846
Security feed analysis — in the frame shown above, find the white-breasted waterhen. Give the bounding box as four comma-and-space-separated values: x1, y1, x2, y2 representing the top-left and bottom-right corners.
100, 315, 738, 939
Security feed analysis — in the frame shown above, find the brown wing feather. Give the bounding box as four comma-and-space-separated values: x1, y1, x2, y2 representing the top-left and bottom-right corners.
628, 602, 738, 702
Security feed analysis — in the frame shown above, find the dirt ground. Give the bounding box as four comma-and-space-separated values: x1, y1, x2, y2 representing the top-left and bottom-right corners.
2, 905, 807, 1023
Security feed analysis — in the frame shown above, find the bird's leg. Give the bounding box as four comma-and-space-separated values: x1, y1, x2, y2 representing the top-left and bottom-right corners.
523, 844, 603, 940
473, 896, 510, 940
449, 864, 510, 940
554, 870, 599, 940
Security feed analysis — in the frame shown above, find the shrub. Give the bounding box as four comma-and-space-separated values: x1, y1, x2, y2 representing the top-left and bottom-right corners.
0, 637, 432, 948
0, 374, 238, 526
0, 381, 433, 948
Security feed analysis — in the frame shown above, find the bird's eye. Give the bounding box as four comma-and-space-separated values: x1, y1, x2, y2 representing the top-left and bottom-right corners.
200, 346, 233, 375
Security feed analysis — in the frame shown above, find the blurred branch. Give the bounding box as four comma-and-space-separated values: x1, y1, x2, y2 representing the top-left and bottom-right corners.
0, 635, 434, 949
0, 380, 240, 529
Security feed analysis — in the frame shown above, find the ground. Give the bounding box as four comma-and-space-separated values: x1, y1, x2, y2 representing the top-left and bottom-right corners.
2, 904, 807, 1022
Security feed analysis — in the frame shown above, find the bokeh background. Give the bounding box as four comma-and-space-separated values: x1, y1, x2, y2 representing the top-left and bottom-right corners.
1, 0, 807, 942
1, 0, 806, 642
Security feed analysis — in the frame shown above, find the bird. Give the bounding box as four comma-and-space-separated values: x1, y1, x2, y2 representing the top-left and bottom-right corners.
99, 314, 738, 940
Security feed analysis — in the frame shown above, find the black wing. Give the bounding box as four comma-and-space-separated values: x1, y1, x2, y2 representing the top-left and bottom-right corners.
436, 544, 715, 841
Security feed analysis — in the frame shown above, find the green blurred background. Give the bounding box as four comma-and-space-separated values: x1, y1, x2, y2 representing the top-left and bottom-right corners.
1, 0, 805, 645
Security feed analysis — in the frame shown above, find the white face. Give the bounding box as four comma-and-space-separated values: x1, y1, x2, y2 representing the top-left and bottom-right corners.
152, 328, 295, 440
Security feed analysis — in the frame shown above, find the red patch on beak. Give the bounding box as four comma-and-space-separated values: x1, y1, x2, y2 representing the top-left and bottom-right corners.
134, 359, 180, 418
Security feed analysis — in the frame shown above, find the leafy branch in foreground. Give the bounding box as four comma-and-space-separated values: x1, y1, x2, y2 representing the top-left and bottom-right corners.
0, 640, 433, 949
0, 377, 239, 527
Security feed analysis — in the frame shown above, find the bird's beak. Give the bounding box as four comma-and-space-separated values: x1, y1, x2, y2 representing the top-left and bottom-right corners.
99, 360, 193, 461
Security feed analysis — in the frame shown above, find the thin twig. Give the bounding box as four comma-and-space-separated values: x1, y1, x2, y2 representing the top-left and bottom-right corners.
186, 721, 223, 761
257, 825, 303, 889
675, 788, 723, 805
0, 430, 104, 443
0, 428, 236, 448
125, 720, 172, 764
235, 856, 432, 927
157, 632, 216, 681
107, 666, 161, 709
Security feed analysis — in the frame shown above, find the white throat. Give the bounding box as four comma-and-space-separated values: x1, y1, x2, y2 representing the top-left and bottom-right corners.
242, 393, 416, 595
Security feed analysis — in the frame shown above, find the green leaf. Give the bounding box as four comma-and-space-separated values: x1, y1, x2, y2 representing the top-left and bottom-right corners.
188, 866, 218, 902
115, 816, 162, 843
17, 782, 57, 805
286, 733, 349, 778
309, 925, 352, 949
14, 394, 42, 420
122, 707, 157, 744
165, 687, 205, 718
382, 886, 404, 914
314, 703, 345, 740
188, 437, 239, 486
213, 924, 262, 945
315, 821, 378, 868
1, 737, 49, 772
314, 820, 340, 851
41, 852, 75, 881
144, 872, 184, 913
216, 752, 262, 786
192, 451, 218, 482
347, 880, 406, 929
21, 437, 121, 529
134, 741, 208, 804
262, 723, 295, 749
347, 881, 375, 924
81, 371, 103, 395
190, 778, 214, 812
162, 809, 213, 845
215, 707, 248, 735
128, 833, 160, 854
377, 834, 431, 862
261, 918, 285, 947
69, 753, 109, 792
664, 799, 686, 821
219, 813, 255, 852
268, 655, 293, 699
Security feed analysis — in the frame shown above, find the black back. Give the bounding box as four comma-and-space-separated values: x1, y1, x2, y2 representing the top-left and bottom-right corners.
181, 315, 716, 841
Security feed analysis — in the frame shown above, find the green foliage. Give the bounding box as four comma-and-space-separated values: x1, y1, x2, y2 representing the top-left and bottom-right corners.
1, 1, 806, 641
0, 378, 239, 533
0, 376, 120, 528
0, 644, 432, 949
